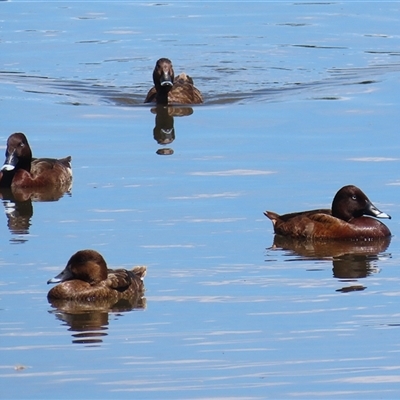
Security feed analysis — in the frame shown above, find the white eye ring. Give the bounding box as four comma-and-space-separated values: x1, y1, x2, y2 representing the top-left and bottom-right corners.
351, 195, 357, 200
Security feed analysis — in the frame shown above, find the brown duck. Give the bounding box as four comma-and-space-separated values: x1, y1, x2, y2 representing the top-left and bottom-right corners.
264, 185, 391, 240
47, 249, 146, 302
144, 58, 203, 105
0, 132, 72, 189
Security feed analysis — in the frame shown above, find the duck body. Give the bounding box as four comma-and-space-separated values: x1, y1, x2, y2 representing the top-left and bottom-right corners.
0, 132, 72, 189
47, 250, 146, 302
264, 185, 391, 241
144, 58, 203, 105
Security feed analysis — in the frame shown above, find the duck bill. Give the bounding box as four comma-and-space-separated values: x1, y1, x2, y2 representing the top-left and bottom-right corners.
160, 72, 173, 87
365, 201, 391, 220
47, 266, 73, 284
1, 151, 18, 172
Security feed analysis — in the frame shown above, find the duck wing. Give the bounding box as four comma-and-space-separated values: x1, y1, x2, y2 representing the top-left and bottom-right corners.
29, 156, 72, 188
168, 73, 203, 104
144, 87, 157, 103
145, 73, 203, 104
31, 156, 71, 174
107, 266, 146, 292
264, 209, 337, 239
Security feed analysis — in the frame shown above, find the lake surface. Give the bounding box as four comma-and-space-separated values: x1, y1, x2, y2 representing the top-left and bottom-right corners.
1, 1, 400, 399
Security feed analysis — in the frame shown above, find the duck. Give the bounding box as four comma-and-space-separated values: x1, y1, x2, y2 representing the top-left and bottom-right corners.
144, 58, 203, 105
264, 185, 391, 240
0, 132, 72, 189
47, 249, 146, 302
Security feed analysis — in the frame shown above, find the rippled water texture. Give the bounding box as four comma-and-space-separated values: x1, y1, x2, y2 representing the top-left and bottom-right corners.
1, 2, 400, 399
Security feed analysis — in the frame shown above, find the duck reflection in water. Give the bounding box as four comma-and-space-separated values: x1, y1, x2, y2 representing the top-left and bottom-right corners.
47, 250, 146, 345
0, 185, 71, 243
151, 105, 194, 156
270, 235, 391, 293
49, 295, 146, 345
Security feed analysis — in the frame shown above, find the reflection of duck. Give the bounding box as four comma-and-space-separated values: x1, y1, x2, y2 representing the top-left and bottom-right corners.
150, 105, 194, 155
152, 106, 176, 147
47, 250, 146, 302
0, 132, 72, 190
332, 254, 382, 280
264, 185, 391, 240
271, 234, 391, 259
49, 296, 146, 345
270, 234, 391, 292
0, 188, 33, 241
8, 183, 72, 202
0, 183, 71, 243
144, 58, 203, 105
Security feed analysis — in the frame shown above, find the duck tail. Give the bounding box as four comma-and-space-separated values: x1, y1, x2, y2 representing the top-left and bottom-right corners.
59, 156, 72, 169
264, 211, 279, 226
132, 265, 147, 280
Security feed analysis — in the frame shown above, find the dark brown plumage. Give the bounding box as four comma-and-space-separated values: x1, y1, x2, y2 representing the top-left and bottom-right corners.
47, 250, 146, 302
0, 132, 72, 189
264, 185, 391, 240
144, 58, 203, 105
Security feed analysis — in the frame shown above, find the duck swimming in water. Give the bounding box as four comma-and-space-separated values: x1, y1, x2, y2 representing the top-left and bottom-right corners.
0, 132, 72, 190
264, 185, 391, 241
47, 249, 146, 302
144, 58, 203, 105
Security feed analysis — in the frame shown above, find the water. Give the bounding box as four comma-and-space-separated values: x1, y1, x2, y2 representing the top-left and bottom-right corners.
1, 1, 400, 399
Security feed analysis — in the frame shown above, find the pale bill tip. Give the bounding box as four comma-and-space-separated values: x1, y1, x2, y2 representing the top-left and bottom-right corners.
1, 164, 15, 172
377, 211, 391, 220
47, 277, 62, 284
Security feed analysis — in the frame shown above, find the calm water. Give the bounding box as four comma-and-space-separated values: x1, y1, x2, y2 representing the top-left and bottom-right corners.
1, 1, 400, 399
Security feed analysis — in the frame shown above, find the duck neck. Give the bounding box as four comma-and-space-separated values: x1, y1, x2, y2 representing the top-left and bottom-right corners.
19, 158, 32, 172
156, 90, 169, 105
0, 170, 14, 187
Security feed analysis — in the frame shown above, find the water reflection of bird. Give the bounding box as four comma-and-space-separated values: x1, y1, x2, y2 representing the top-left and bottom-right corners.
0, 188, 32, 243
0, 132, 72, 190
49, 296, 146, 345
151, 105, 194, 155
264, 185, 391, 240
332, 254, 381, 280
152, 106, 175, 149
0, 183, 71, 243
269, 234, 391, 292
145, 58, 203, 105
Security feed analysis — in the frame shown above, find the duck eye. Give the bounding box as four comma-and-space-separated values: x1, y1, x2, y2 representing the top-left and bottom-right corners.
351, 195, 357, 200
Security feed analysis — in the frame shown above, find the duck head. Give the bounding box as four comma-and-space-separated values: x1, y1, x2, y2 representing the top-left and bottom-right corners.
1, 132, 32, 173
48, 250, 108, 286
331, 185, 391, 222
153, 58, 175, 91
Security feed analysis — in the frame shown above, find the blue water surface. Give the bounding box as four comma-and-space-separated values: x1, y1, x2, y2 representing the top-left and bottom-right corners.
1, 1, 400, 399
